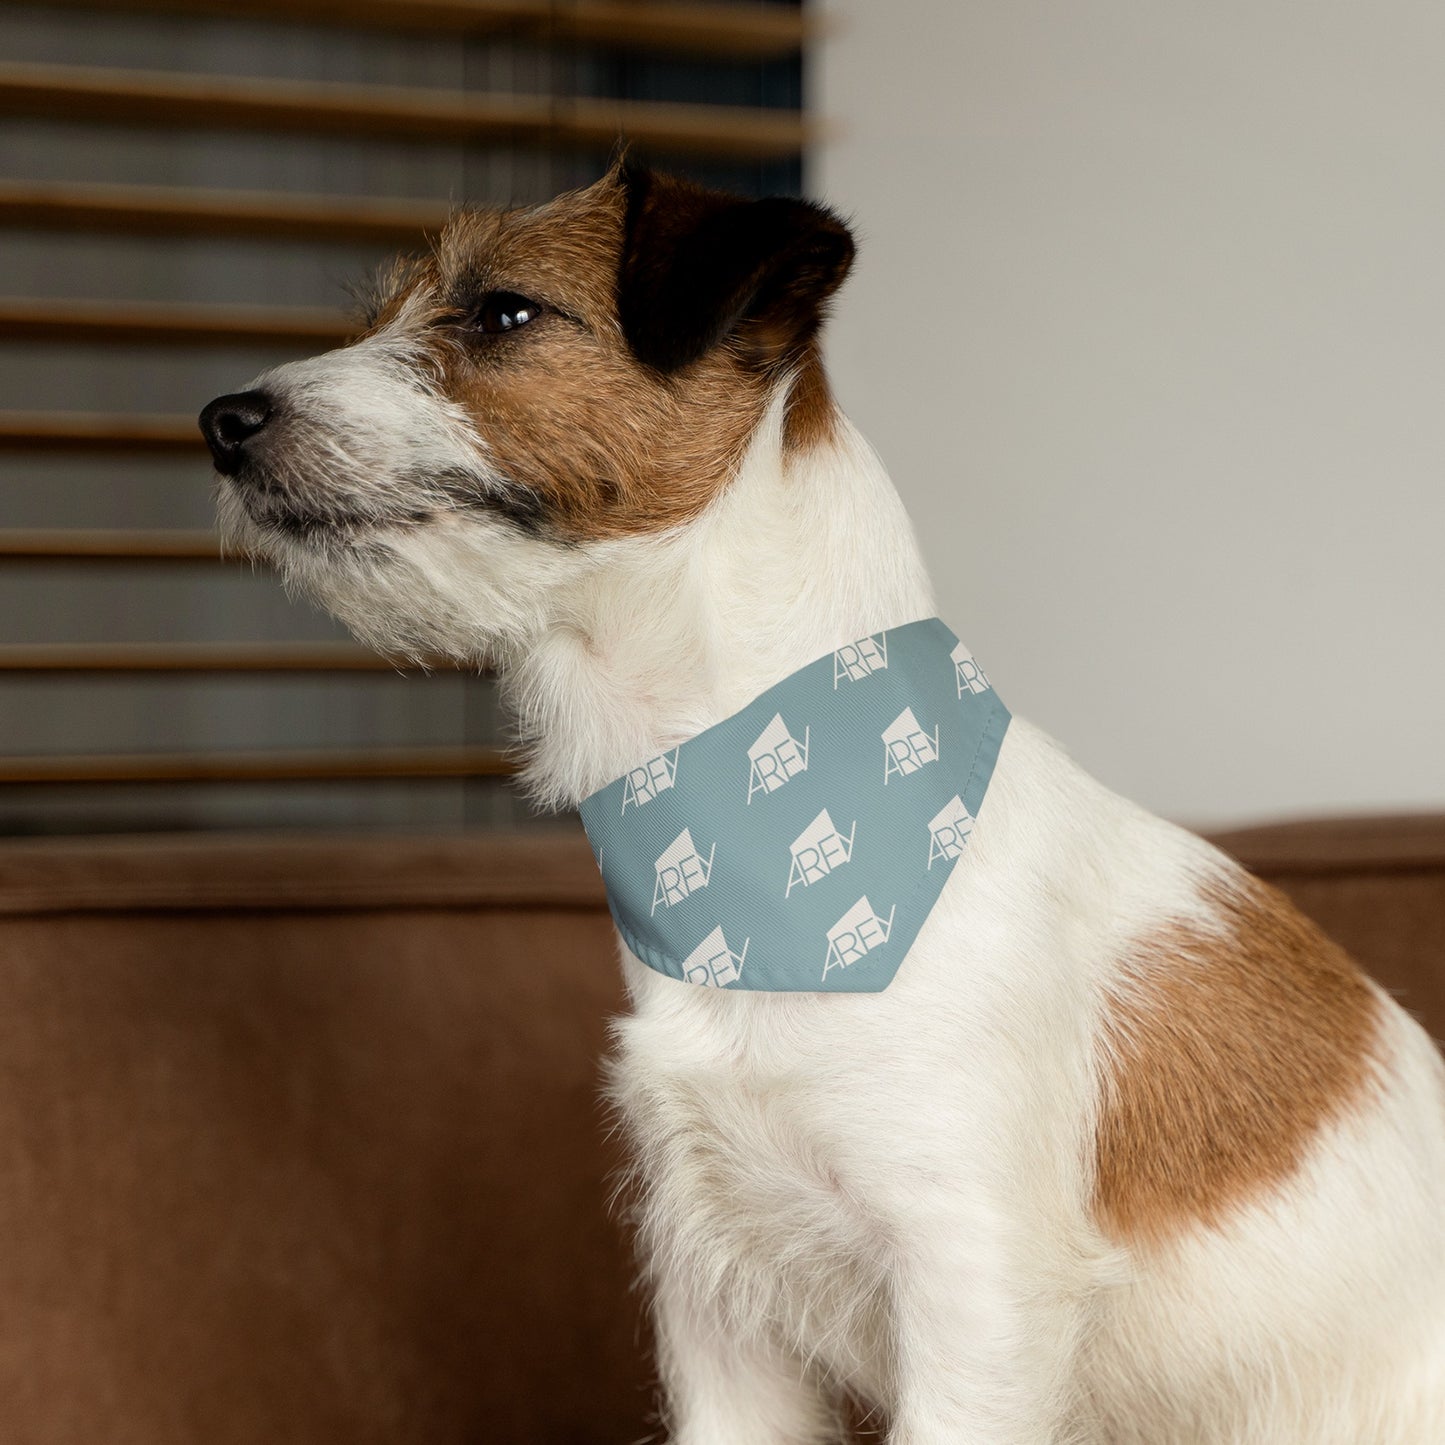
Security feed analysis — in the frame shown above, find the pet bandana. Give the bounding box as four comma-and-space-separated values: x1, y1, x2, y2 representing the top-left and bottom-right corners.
578, 618, 1010, 993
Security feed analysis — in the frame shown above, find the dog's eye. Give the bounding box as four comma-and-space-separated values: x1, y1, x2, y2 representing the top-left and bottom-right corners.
471, 291, 543, 335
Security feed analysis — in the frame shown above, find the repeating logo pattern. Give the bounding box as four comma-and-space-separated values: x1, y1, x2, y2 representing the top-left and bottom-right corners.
747, 714, 810, 803
787, 808, 857, 898
882, 707, 940, 783
622, 746, 680, 815
927, 795, 975, 870
652, 828, 716, 915
834, 632, 889, 688
823, 896, 897, 982
951, 641, 991, 697
683, 926, 750, 988
580, 618, 1010, 993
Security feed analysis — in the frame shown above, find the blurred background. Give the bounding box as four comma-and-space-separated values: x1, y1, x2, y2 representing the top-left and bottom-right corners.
2, 0, 1441, 838
0, 0, 802, 836
821, 0, 1445, 827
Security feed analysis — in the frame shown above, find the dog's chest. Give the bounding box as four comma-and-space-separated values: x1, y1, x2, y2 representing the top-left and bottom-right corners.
612, 985, 893, 1386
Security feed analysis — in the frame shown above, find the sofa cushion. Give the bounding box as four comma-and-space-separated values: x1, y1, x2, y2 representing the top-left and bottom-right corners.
0, 817, 1439, 1442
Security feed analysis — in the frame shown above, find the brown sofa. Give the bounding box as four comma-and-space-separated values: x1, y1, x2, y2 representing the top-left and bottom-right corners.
0, 817, 1440, 1443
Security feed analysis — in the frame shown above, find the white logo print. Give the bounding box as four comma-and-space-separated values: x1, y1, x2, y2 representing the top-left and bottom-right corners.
747, 713, 810, 803
882, 707, 940, 783
652, 828, 716, 915
833, 632, 888, 688
951, 641, 991, 697
683, 926, 750, 988
927, 795, 975, 870
622, 746, 680, 814
822, 895, 896, 982
786, 808, 857, 898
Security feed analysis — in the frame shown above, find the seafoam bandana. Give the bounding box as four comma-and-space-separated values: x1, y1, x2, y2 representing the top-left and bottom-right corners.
578, 618, 1010, 993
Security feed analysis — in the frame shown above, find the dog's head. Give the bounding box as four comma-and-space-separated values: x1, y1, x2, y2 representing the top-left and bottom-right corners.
200, 162, 854, 662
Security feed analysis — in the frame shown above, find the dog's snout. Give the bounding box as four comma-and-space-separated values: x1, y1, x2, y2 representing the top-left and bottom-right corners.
199, 390, 274, 475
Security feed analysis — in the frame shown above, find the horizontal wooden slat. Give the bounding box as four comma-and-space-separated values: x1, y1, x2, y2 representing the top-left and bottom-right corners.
0, 179, 448, 245
0, 744, 512, 784
0, 529, 223, 561
0, 297, 352, 348
0, 411, 200, 453
0, 830, 603, 916
0, 61, 813, 161
0, 0, 809, 59
546, 0, 810, 57
0, 529, 223, 560
0, 643, 410, 672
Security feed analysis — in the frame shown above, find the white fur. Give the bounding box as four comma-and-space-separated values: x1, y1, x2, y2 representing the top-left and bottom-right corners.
222, 347, 1445, 1444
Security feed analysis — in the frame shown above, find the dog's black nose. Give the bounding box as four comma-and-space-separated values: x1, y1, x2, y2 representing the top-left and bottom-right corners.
199, 390, 273, 475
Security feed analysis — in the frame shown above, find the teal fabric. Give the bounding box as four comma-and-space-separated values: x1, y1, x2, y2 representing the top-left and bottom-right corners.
578, 618, 1010, 993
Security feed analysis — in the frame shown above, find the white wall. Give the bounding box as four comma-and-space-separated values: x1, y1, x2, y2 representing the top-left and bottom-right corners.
814, 0, 1445, 827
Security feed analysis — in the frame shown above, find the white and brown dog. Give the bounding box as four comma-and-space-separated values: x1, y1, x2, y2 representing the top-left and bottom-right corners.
201, 163, 1445, 1444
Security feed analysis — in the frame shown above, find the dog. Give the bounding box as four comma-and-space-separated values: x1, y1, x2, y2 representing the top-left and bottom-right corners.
200, 161, 1445, 1444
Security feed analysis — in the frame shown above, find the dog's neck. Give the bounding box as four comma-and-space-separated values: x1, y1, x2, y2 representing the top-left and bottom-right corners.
504, 392, 937, 809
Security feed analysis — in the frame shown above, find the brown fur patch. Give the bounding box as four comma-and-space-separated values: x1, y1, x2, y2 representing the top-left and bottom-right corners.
782, 343, 840, 454
362, 170, 848, 541
354, 253, 438, 336
365, 178, 767, 541
438, 183, 768, 540
1093, 872, 1382, 1246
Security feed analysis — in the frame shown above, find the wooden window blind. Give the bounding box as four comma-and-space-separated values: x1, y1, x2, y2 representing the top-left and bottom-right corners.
0, 0, 809, 834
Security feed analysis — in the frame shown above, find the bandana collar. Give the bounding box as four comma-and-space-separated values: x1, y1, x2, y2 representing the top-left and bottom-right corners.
579, 618, 1010, 993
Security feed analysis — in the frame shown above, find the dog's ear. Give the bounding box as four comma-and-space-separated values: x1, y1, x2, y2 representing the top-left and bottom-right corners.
616, 162, 855, 375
